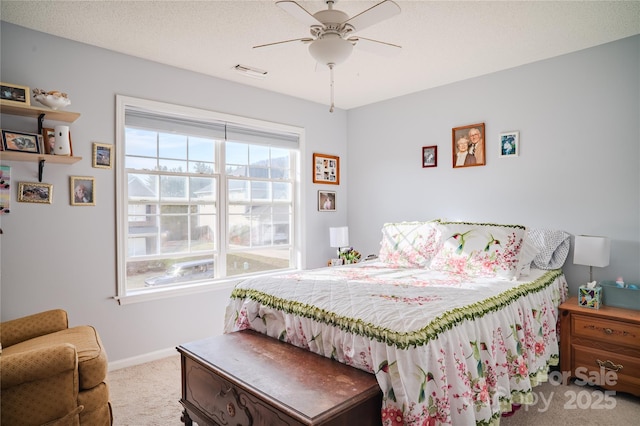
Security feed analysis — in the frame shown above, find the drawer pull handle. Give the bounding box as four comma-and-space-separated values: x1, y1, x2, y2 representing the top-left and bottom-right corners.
227, 402, 236, 417
604, 328, 613, 335
596, 359, 623, 372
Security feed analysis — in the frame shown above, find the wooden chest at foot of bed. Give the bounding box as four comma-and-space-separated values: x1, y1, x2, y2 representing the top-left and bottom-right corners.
177, 330, 382, 426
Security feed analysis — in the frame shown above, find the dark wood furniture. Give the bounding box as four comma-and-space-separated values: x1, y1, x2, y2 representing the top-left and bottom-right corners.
559, 296, 640, 397
177, 330, 382, 425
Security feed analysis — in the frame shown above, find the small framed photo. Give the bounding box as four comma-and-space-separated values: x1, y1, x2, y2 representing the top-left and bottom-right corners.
42, 127, 56, 155
1, 83, 30, 106
452, 123, 485, 168
500, 131, 519, 157
1, 165, 11, 214
18, 182, 53, 204
2, 130, 42, 154
422, 145, 437, 168
93, 142, 113, 169
318, 190, 336, 211
313, 153, 340, 185
70, 176, 95, 206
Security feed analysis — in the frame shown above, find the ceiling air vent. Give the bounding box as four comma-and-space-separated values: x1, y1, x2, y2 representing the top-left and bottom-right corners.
234, 64, 268, 79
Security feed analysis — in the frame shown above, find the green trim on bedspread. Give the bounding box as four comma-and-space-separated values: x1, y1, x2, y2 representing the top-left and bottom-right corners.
230, 269, 563, 350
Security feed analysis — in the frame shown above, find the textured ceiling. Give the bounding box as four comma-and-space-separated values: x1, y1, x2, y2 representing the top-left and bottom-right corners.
2, 0, 639, 110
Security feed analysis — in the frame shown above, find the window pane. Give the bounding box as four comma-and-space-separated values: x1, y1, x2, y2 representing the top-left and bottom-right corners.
228, 179, 249, 202
273, 182, 291, 201
191, 214, 216, 251
189, 137, 215, 161
190, 161, 215, 174
126, 156, 157, 171
226, 141, 248, 165
159, 211, 189, 254
159, 133, 187, 160
160, 175, 187, 199
251, 181, 270, 201
227, 248, 290, 277
126, 128, 157, 157
159, 159, 187, 173
128, 174, 158, 200
229, 213, 250, 247
190, 177, 216, 201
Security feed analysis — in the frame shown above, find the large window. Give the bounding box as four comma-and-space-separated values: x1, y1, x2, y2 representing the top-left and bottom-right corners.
115, 96, 301, 302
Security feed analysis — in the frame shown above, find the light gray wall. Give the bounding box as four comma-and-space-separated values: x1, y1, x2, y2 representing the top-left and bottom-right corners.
347, 35, 640, 295
0, 22, 348, 363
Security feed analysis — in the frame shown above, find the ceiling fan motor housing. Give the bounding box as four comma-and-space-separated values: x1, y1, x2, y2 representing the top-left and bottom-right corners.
309, 9, 354, 65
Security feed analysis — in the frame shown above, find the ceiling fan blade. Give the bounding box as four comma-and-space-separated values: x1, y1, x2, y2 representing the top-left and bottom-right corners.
276, 1, 322, 26
253, 38, 313, 49
343, 0, 401, 33
351, 37, 402, 56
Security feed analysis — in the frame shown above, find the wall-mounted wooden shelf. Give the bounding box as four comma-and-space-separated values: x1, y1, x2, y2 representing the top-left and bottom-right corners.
0, 100, 80, 122
0, 151, 81, 164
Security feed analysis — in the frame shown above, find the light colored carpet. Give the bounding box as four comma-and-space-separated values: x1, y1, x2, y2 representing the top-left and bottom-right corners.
107, 355, 640, 425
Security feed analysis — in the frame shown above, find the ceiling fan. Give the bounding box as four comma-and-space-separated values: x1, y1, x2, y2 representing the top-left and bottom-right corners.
255, 0, 402, 112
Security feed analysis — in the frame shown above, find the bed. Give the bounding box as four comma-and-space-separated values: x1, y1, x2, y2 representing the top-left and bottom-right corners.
224, 220, 571, 425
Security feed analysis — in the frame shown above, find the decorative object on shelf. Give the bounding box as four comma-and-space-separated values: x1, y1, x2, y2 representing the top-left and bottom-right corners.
318, 190, 336, 211
17, 181, 53, 204
422, 145, 437, 168
313, 153, 339, 184
32, 88, 71, 110
1, 82, 30, 106
573, 234, 611, 284
1, 129, 42, 154
53, 125, 71, 156
0, 165, 10, 214
452, 123, 485, 168
92, 142, 113, 169
70, 176, 95, 206
499, 131, 519, 157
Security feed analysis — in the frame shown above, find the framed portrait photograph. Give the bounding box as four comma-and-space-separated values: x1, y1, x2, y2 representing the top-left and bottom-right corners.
313, 153, 340, 185
42, 127, 56, 155
500, 131, 519, 157
318, 190, 336, 211
2, 130, 42, 154
70, 176, 95, 206
0, 82, 30, 106
422, 145, 437, 168
18, 181, 53, 204
452, 123, 485, 168
93, 142, 113, 169
0, 165, 11, 214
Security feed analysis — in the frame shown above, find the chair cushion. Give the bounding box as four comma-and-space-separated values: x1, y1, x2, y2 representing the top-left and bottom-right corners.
3, 325, 108, 390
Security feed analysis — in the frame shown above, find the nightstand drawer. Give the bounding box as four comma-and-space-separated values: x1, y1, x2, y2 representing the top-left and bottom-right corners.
573, 344, 640, 392
572, 314, 640, 350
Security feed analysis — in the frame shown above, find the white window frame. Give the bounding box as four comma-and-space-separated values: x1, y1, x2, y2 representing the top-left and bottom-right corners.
114, 95, 305, 304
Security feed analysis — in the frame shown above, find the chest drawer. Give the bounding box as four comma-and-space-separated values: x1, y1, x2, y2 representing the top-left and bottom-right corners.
572, 344, 640, 393
572, 314, 640, 349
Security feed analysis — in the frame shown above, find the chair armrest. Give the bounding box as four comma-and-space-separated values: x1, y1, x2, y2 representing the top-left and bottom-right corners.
1, 309, 68, 347
1, 343, 78, 388
1, 344, 81, 426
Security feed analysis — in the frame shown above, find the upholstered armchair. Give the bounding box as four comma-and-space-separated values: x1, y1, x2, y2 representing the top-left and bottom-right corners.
0, 309, 112, 425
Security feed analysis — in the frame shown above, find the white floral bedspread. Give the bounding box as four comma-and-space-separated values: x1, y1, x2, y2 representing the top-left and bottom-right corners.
224, 262, 568, 426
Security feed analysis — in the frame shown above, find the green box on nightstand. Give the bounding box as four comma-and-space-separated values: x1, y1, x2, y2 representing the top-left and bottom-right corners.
600, 281, 640, 310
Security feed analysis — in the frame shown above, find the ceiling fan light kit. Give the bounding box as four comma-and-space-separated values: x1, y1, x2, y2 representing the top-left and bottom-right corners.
257, 0, 401, 112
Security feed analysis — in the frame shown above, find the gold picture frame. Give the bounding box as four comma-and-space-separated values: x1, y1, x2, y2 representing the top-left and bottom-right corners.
452, 123, 485, 168
70, 176, 95, 206
92, 142, 113, 169
312, 153, 340, 185
0, 82, 30, 106
18, 182, 53, 204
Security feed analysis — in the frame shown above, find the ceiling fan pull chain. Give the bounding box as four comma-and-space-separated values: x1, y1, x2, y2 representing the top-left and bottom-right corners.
329, 63, 335, 113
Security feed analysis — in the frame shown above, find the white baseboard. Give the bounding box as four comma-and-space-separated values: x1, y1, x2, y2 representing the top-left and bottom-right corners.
108, 347, 178, 371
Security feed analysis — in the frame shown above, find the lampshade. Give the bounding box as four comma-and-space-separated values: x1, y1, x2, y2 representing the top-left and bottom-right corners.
309, 35, 354, 66
573, 235, 611, 267
329, 226, 349, 248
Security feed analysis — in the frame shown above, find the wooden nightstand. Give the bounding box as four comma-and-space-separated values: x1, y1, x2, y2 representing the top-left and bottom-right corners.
559, 297, 640, 397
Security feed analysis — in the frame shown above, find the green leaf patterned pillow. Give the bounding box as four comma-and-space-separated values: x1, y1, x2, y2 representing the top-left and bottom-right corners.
378, 221, 441, 268
430, 221, 527, 279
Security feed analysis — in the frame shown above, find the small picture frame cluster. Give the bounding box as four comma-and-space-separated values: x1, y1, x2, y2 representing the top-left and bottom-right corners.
313, 153, 339, 185
18, 182, 53, 204
422, 146, 437, 168
318, 190, 336, 211
499, 131, 519, 157
0, 82, 30, 106
70, 176, 95, 206
93, 142, 113, 169
452, 123, 485, 168
1, 129, 42, 154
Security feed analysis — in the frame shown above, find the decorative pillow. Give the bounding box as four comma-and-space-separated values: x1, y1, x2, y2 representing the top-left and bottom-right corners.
378, 221, 441, 268
528, 228, 571, 270
516, 235, 540, 277
430, 221, 528, 279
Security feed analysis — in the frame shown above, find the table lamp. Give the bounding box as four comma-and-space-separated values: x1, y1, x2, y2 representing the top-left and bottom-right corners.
573, 235, 610, 283
329, 226, 349, 258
